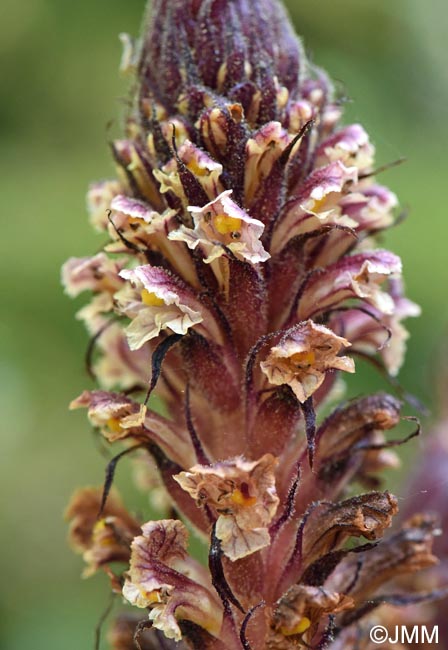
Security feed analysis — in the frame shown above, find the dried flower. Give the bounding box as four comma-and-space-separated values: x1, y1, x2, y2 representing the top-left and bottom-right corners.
175, 454, 279, 560
260, 320, 355, 403
122, 520, 222, 641
63, 0, 447, 648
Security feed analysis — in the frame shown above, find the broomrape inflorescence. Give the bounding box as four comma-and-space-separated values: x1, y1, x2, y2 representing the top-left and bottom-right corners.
63, 1, 447, 648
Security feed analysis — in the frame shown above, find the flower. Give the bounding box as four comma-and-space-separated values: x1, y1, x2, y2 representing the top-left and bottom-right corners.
61, 253, 125, 331
122, 520, 222, 641
65, 487, 140, 580
63, 0, 444, 647
70, 390, 195, 466
70, 390, 147, 441
260, 321, 355, 403
154, 140, 224, 204
108, 613, 183, 649
315, 123, 375, 171
174, 454, 279, 560
271, 161, 359, 254
116, 265, 205, 349
169, 189, 270, 265
87, 179, 123, 231
297, 250, 402, 320
331, 278, 421, 376
270, 585, 353, 641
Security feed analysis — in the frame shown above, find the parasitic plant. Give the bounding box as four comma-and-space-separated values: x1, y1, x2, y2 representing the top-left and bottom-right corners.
63, 1, 448, 648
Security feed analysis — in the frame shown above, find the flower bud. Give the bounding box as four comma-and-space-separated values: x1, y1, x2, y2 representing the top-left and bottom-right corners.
139, 0, 302, 124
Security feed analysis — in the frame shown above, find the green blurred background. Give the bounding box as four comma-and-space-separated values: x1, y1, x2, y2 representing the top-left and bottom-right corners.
1, 0, 447, 647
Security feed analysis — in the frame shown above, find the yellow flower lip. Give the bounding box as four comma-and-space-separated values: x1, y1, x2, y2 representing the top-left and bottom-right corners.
280, 616, 311, 636
213, 214, 242, 235
187, 160, 209, 177
310, 196, 328, 212
290, 350, 316, 367
106, 417, 123, 434
128, 215, 146, 225
92, 519, 116, 547
231, 487, 257, 507
141, 588, 161, 604
141, 289, 165, 307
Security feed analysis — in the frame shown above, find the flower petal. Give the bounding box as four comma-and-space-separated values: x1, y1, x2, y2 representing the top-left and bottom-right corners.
70, 389, 193, 466
110, 194, 176, 235
244, 121, 291, 206
330, 278, 420, 375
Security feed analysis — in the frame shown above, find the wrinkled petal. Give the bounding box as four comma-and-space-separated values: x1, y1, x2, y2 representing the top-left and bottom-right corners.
93, 323, 152, 390
70, 389, 193, 465
331, 279, 420, 375
326, 514, 440, 605
174, 454, 279, 560
108, 612, 186, 650
123, 520, 222, 641
316, 393, 402, 490
339, 183, 397, 232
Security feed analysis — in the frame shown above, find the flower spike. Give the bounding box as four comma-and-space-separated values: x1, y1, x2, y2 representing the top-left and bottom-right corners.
64, 0, 441, 647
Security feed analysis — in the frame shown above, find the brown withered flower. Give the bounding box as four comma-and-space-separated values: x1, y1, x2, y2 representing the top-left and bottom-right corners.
63, 0, 447, 648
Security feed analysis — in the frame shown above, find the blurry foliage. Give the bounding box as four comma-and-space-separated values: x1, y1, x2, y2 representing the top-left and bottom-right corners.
1, 1, 446, 648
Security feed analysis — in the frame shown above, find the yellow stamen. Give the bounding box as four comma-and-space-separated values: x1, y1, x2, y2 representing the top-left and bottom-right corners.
231, 488, 257, 507
213, 214, 242, 235
290, 351, 316, 367
280, 617, 311, 636
141, 289, 165, 307
106, 417, 123, 434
